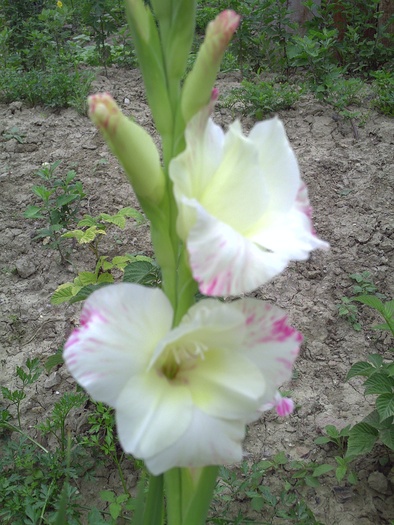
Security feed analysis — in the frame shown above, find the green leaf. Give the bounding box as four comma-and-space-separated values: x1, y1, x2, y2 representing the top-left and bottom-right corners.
45, 351, 64, 372
24, 205, 44, 219
69, 283, 110, 304
123, 261, 158, 285
118, 206, 146, 223
109, 502, 122, 520
346, 361, 375, 380
251, 496, 265, 512
51, 283, 74, 305
325, 425, 339, 438
32, 185, 53, 200
78, 215, 97, 227
97, 272, 114, 284
80, 226, 105, 244
77, 271, 99, 286
368, 354, 383, 368
380, 426, 394, 451
314, 436, 331, 445
305, 475, 320, 488
347, 471, 358, 485
352, 295, 385, 314
312, 464, 334, 477
62, 229, 84, 241
384, 300, 394, 319
364, 373, 394, 395
335, 465, 347, 482
100, 213, 126, 229
363, 410, 383, 428
56, 193, 78, 207
111, 255, 136, 268
100, 490, 115, 503
346, 423, 379, 457
376, 393, 394, 420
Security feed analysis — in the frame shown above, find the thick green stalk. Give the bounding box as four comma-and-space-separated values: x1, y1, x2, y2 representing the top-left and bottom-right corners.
143, 474, 164, 525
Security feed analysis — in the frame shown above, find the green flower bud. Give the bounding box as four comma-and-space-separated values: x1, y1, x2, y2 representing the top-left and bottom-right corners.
125, 0, 173, 136
181, 10, 240, 123
88, 93, 165, 203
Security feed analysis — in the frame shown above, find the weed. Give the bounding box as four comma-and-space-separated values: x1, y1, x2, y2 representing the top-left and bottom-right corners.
337, 296, 361, 331
225, 79, 303, 119
24, 160, 86, 263
372, 70, 394, 117
1, 358, 42, 428
345, 294, 394, 456
1, 125, 25, 143
211, 453, 327, 523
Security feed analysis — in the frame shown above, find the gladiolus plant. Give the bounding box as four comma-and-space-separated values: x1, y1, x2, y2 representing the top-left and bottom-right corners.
63, 1, 328, 524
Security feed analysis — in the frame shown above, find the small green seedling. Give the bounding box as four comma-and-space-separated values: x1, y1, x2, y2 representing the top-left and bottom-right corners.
1, 358, 42, 428
24, 161, 86, 263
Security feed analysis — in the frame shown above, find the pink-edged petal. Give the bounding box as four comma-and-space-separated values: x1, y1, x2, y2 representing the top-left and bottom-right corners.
261, 391, 294, 417
232, 298, 302, 403
144, 408, 245, 475
115, 370, 193, 460
63, 283, 173, 406
276, 397, 294, 417
248, 117, 300, 213
185, 200, 288, 296
185, 349, 265, 419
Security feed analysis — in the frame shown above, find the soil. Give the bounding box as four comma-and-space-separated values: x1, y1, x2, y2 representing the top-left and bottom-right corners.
0, 67, 393, 525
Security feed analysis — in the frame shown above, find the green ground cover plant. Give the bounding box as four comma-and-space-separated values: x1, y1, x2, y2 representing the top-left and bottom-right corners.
24, 160, 86, 263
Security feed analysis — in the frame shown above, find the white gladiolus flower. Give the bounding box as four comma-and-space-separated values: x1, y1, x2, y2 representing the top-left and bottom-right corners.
169, 109, 329, 296
63, 283, 301, 475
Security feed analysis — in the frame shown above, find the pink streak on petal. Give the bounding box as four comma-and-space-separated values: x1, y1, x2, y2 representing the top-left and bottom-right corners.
204, 277, 219, 296
275, 357, 293, 370
65, 330, 80, 349
211, 88, 219, 102
246, 314, 256, 326
276, 397, 294, 417
271, 317, 297, 342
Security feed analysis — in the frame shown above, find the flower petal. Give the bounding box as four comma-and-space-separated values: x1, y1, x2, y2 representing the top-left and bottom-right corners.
185, 200, 288, 296
233, 298, 302, 403
144, 408, 245, 475
63, 283, 173, 405
200, 120, 268, 233
186, 349, 266, 419
115, 370, 193, 460
248, 117, 300, 213
149, 299, 245, 366
170, 114, 224, 238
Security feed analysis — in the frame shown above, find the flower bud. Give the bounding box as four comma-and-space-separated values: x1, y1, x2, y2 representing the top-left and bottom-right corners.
88, 93, 164, 203
181, 10, 240, 123
125, 0, 173, 136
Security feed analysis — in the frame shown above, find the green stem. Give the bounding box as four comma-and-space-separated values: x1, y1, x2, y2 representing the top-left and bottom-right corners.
164, 468, 182, 525
143, 474, 164, 525
114, 452, 131, 497
3, 422, 49, 453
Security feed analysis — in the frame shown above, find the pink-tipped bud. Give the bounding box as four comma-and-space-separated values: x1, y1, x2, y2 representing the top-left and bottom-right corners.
88, 92, 164, 203
181, 10, 240, 123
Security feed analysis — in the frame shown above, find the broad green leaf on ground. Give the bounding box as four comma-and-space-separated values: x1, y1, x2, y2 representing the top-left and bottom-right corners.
346, 361, 375, 380
376, 393, 394, 421
363, 373, 394, 395
51, 283, 74, 304
380, 426, 394, 450
346, 423, 379, 457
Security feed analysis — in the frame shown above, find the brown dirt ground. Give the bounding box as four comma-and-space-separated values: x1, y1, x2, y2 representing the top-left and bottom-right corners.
0, 67, 393, 524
